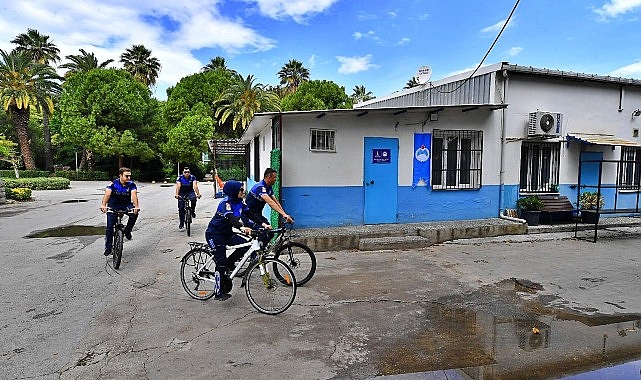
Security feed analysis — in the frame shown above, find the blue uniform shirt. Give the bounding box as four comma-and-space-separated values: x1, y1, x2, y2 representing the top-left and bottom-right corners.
106, 180, 137, 209
176, 174, 197, 195
246, 179, 273, 213
206, 197, 249, 235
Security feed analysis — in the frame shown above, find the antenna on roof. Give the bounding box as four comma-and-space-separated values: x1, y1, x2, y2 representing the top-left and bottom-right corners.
416, 65, 432, 84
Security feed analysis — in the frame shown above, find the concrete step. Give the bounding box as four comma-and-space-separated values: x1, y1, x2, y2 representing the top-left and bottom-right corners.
359, 235, 432, 251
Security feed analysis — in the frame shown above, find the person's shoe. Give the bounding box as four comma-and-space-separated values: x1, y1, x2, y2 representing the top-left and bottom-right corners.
179, 222, 184, 229
104, 249, 112, 256
214, 292, 231, 301
124, 231, 132, 240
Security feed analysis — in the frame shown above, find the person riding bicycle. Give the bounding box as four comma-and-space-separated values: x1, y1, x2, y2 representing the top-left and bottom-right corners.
99, 167, 140, 256
174, 167, 201, 229
205, 180, 269, 300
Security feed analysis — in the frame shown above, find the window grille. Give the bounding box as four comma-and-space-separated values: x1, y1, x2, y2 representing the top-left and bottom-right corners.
618, 146, 641, 190
432, 130, 483, 190
519, 141, 560, 193
271, 117, 281, 150
310, 129, 336, 152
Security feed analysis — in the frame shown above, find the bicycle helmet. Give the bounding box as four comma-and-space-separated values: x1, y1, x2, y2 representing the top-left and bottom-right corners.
222, 180, 243, 200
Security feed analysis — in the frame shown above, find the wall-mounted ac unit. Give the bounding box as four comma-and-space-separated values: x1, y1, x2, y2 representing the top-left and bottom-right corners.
528, 111, 563, 137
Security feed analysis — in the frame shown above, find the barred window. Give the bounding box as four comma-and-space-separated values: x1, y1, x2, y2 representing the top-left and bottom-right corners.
432, 130, 482, 190
519, 141, 560, 193
310, 129, 336, 152
618, 146, 641, 190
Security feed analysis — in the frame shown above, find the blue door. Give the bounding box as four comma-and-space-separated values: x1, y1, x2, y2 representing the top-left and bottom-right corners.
579, 151, 603, 188
364, 137, 398, 224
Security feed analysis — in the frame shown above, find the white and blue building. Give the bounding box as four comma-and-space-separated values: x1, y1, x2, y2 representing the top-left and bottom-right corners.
241, 62, 641, 228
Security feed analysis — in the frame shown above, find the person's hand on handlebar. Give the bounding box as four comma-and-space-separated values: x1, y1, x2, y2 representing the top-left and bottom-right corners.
283, 214, 294, 223
262, 223, 272, 230
100, 205, 108, 213
174, 194, 181, 199
240, 226, 253, 235
132, 207, 140, 215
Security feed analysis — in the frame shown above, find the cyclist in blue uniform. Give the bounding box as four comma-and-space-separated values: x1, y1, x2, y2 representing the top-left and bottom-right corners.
100, 167, 140, 256
174, 167, 202, 229
205, 180, 269, 300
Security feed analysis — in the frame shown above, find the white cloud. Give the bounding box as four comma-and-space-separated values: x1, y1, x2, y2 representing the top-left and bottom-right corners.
610, 61, 641, 78
396, 37, 411, 46
594, 0, 641, 19
480, 18, 512, 34
353, 30, 378, 41
336, 55, 378, 74
247, 0, 339, 23
507, 47, 523, 56
308, 54, 317, 69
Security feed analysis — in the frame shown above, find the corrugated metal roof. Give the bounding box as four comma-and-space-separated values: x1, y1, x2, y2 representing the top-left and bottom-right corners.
566, 133, 640, 146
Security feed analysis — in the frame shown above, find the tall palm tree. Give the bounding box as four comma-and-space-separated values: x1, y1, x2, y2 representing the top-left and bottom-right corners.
405, 76, 420, 89
277, 59, 310, 94
215, 74, 281, 130
119, 44, 161, 87
0, 49, 61, 170
11, 29, 61, 172
60, 49, 114, 77
351, 85, 374, 104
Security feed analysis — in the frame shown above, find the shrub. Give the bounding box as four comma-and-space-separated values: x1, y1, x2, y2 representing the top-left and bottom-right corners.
54, 170, 109, 181
217, 167, 246, 181
2, 177, 70, 190
6, 187, 32, 200
516, 195, 544, 211
579, 191, 605, 210
0, 170, 50, 178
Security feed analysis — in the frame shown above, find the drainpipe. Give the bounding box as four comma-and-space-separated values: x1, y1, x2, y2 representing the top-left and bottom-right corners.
498, 68, 509, 217
499, 213, 525, 224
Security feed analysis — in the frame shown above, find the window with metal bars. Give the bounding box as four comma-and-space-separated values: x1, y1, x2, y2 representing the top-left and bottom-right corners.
519, 141, 560, 193
618, 146, 641, 190
309, 129, 336, 152
432, 130, 483, 190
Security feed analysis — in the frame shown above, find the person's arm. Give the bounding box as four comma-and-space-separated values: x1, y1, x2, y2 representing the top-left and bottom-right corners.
193, 180, 202, 198
174, 181, 181, 199
244, 209, 270, 229
225, 214, 252, 234
260, 194, 293, 222
131, 189, 140, 214
100, 188, 112, 213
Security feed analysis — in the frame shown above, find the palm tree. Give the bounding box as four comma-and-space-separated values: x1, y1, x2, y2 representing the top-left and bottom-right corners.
202, 56, 237, 74
11, 29, 61, 172
405, 76, 420, 89
277, 59, 310, 94
0, 49, 61, 170
351, 85, 374, 104
119, 44, 161, 86
215, 74, 281, 130
60, 49, 114, 77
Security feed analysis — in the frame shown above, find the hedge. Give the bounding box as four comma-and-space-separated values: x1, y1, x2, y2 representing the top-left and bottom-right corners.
6, 187, 32, 200
2, 177, 70, 190
0, 170, 50, 178
0, 170, 108, 181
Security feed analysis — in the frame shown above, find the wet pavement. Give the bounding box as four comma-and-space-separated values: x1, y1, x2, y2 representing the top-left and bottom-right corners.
2, 181, 641, 379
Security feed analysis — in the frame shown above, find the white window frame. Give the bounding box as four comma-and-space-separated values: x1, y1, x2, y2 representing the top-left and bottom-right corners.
309, 129, 336, 152
618, 146, 641, 191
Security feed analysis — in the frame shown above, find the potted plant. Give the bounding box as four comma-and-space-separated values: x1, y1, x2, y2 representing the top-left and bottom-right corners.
579, 191, 605, 223
516, 195, 545, 226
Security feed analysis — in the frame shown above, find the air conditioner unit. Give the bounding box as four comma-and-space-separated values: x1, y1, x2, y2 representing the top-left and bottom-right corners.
528, 111, 563, 137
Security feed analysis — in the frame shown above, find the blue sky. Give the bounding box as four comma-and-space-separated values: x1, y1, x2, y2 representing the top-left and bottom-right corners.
2, 0, 641, 101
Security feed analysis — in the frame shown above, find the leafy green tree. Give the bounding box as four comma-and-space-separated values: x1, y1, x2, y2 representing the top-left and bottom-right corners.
0, 135, 20, 177
215, 74, 281, 130
0, 49, 61, 169
11, 28, 61, 172
278, 59, 310, 94
281, 80, 352, 111
120, 44, 161, 87
161, 103, 213, 163
351, 85, 375, 104
58, 68, 156, 169
405, 76, 420, 89
60, 49, 114, 77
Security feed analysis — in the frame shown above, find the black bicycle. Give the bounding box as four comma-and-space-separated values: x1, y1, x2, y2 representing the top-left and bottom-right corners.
107, 208, 134, 269
266, 221, 316, 286
179, 196, 193, 236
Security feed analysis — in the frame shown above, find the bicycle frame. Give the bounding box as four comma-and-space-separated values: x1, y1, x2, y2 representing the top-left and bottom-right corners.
191, 234, 262, 284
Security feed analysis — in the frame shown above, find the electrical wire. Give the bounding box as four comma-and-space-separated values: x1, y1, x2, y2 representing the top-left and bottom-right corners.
429, 0, 521, 95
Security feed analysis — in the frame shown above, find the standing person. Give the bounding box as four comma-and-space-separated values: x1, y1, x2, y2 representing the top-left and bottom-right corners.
205, 180, 270, 301
99, 167, 140, 256
245, 168, 294, 227
174, 167, 202, 229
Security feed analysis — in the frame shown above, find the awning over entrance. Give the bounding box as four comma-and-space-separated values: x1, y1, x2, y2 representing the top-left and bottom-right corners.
566, 133, 640, 147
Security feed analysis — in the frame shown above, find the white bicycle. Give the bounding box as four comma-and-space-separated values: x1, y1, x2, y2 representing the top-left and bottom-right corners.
180, 229, 297, 315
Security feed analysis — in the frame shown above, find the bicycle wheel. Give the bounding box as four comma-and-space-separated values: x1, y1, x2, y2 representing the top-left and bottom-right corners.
274, 242, 316, 286
180, 248, 216, 300
113, 229, 124, 269
185, 206, 192, 236
245, 258, 296, 315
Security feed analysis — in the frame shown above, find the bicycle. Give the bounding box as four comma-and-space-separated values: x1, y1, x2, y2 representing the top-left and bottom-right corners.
180, 229, 297, 315
107, 208, 134, 269
178, 195, 193, 236
264, 221, 316, 286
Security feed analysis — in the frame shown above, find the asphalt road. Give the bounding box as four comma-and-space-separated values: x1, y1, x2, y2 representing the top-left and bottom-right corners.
1, 181, 641, 380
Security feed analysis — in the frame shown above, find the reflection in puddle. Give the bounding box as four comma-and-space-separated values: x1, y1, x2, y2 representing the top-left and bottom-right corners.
378, 303, 641, 379
61, 199, 89, 203
25, 225, 104, 238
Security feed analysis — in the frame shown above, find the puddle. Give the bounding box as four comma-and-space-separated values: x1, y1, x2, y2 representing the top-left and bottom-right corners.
25, 225, 104, 238
61, 199, 89, 203
376, 302, 641, 379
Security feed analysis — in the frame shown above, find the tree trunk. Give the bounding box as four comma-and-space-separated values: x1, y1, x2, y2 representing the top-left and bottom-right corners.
87, 149, 95, 171
118, 154, 124, 169
43, 111, 54, 173
79, 148, 87, 170
10, 106, 36, 170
